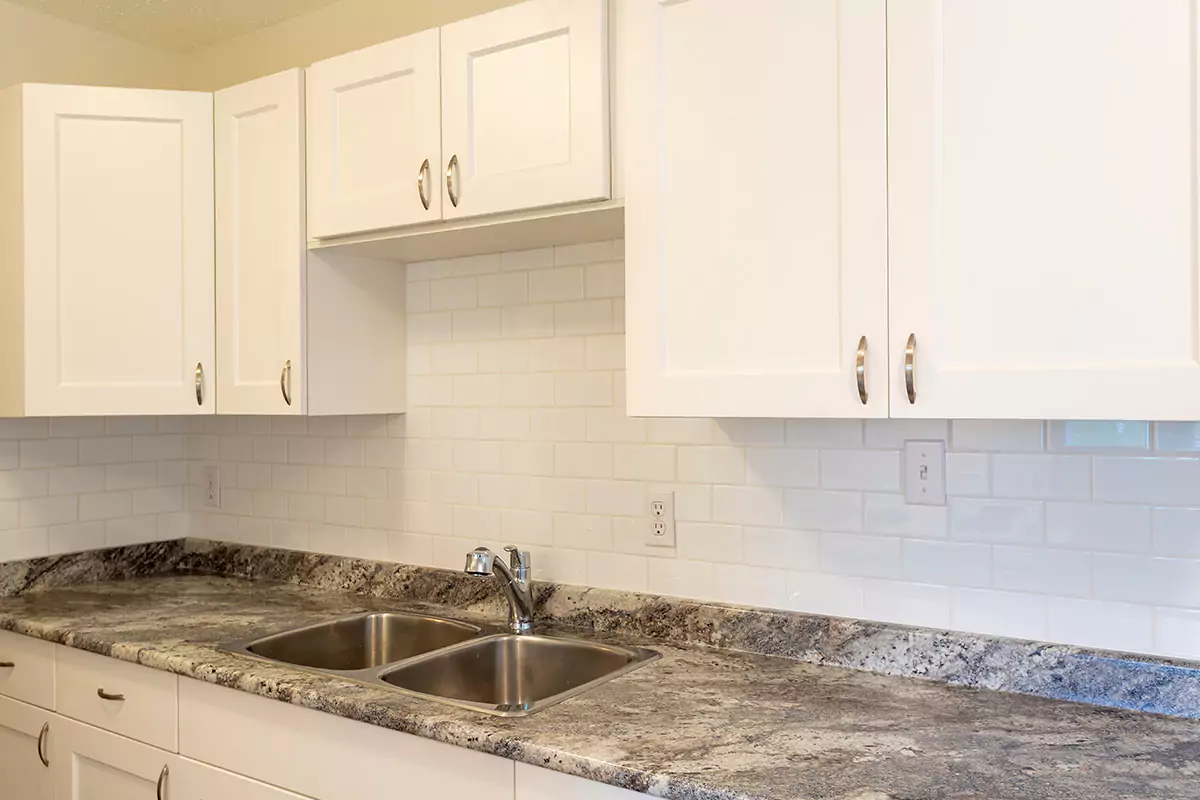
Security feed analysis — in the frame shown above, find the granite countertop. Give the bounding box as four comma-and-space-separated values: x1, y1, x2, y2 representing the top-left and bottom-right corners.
0, 572, 1197, 800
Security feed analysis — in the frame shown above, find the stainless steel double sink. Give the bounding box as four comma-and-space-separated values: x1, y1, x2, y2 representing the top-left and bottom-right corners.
220, 612, 659, 717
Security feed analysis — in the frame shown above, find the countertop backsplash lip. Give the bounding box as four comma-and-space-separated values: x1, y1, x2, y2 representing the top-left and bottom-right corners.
3, 535, 1200, 720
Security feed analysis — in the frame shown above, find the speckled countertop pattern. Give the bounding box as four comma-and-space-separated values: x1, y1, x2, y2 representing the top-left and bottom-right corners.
0, 568, 1198, 800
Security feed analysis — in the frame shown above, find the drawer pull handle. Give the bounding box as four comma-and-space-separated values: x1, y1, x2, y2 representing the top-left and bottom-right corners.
418, 158, 431, 210
97, 688, 125, 701
0, 661, 13, 668
856, 335, 868, 405
904, 333, 917, 404
157, 765, 169, 800
37, 722, 49, 767
280, 360, 292, 406
446, 154, 460, 207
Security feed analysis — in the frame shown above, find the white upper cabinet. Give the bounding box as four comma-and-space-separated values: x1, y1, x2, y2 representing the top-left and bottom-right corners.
889, 0, 1200, 420
307, 29, 441, 238
624, 0, 888, 418
440, 0, 610, 220
216, 69, 306, 415
0, 84, 214, 417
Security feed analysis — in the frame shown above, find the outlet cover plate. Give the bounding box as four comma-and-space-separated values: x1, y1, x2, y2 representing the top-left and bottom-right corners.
646, 491, 676, 547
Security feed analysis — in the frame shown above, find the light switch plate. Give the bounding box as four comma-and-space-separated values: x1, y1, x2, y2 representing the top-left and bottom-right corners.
203, 466, 221, 508
904, 441, 946, 506
646, 491, 676, 547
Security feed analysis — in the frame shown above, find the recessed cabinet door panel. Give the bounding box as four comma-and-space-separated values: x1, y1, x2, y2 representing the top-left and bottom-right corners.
624, 0, 888, 417
216, 69, 305, 415
0, 696, 53, 800
307, 30, 441, 238
889, 0, 1200, 419
440, 0, 610, 220
22, 85, 214, 416
51, 716, 177, 800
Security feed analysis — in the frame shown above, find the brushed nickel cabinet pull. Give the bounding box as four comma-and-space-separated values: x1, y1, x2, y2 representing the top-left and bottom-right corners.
417, 158, 431, 210
195, 362, 204, 406
446, 154, 460, 207
281, 360, 292, 406
856, 336, 868, 405
905, 334, 917, 404
97, 688, 125, 701
36, 722, 49, 767
157, 765, 169, 800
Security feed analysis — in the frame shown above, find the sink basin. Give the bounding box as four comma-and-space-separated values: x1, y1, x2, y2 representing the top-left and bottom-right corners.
378, 634, 660, 716
225, 613, 481, 671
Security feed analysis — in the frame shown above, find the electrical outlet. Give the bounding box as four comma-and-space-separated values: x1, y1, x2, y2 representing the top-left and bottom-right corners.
203, 466, 221, 508
904, 440, 946, 506
646, 491, 676, 547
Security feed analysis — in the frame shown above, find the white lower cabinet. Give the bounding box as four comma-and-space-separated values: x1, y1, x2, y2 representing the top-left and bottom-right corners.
178, 678, 514, 800
0, 696, 53, 800
173, 758, 313, 800
51, 715, 178, 800
516, 762, 644, 800
0, 639, 638, 800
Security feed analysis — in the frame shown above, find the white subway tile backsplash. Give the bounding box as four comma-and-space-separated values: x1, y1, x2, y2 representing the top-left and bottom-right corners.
1047, 597, 1154, 653
951, 589, 1047, 640
713, 486, 784, 527
713, 419, 787, 447
901, 540, 991, 588
820, 532, 901, 579
1093, 553, 1200, 608
819, 450, 901, 492
529, 267, 584, 303
715, 564, 787, 608
1045, 502, 1151, 553
862, 580, 950, 628
784, 490, 862, 533
992, 545, 1092, 597
991, 455, 1091, 501
786, 571, 865, 618
945, 453, 990, 497
864, 420, 947, 449
863, 493, 948, 539
678, 447, 744, 485
950, 498, 1043, 545
745, 448, 818, 488
677, 522, 743, 563
1152, 508, 1200, 557
785, 419, 862, 449
744, 527, 819, 570
1154, 607, 1200, 659
1094, 457, 1200, 506
1050, 420, 1149, 453
649, 558, 716, 599
951, 420, 1044, 452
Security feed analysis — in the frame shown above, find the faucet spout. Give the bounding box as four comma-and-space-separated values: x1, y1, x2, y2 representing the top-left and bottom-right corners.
464, 546, 535, 634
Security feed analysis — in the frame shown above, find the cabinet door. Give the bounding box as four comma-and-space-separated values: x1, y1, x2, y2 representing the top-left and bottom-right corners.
440, 0, 610, 220
889, 0, 1200, 420
0, 696, 53, 800
216, 69, 306, 415
174, 757, 312, 800
22, 84, 215, 416
51, 716, 177, 800
516, 763, 641, 800
307, 30, 441, 238
624, 0, 888, 417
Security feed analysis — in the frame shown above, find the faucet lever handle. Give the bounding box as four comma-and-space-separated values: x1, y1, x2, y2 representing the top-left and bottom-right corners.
504, 545, 531, 577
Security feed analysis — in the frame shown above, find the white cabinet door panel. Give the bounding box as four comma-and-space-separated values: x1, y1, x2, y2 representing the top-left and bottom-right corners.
22, 84, 214, 416
51, 716, 177, 800
440, 0, 610, 219
624, 0, 888, 417
307, 30, 441, 238
889, 0, 1200, 419
0, 696, 53, 800
216, 69, 306, 415
174, 757, 313, 800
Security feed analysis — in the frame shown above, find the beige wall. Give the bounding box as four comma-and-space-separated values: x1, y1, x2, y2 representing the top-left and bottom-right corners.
182, 0, 523, 91
0, 0, 185, 90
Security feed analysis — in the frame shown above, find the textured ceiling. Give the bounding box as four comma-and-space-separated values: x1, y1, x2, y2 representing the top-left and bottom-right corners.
7, 0, 348, 51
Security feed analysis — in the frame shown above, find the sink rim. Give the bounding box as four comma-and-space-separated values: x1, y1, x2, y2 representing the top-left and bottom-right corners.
376, 633, 661, 717
219, 614, 659, 717
218, 610, 486, 676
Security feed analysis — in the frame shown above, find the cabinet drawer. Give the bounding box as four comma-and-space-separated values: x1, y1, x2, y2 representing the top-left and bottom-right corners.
175, 757, 314, 800
179, 677, 513, 800
0, 630, 55, 709
55, 646, 177, 750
